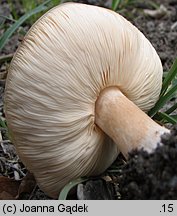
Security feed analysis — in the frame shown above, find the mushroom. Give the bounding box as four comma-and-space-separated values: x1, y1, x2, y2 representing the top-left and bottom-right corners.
4, 3, 170, 198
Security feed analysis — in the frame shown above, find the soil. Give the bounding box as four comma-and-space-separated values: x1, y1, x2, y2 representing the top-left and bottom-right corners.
0, 0, 177, 200
117, 126, 177, 199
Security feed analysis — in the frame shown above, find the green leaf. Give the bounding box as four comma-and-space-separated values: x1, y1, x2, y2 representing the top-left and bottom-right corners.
58, 177, 88, 200
0, 0, 51, 51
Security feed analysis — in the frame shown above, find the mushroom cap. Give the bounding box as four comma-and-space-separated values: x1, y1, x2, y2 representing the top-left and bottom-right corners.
5, 3, 163, 198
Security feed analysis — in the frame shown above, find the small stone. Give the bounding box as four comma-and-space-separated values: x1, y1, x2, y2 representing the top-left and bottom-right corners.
144, 5, 169, 19
77, 179, 115, 200
146, 21, 155, 32
171, 22, 177, 31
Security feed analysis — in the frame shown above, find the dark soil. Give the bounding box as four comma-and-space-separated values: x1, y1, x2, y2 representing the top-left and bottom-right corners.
117, 125, 177, 200
0, 0, 177, 200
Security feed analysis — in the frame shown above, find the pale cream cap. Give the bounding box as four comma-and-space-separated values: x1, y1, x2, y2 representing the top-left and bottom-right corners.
5, 3, 163, 198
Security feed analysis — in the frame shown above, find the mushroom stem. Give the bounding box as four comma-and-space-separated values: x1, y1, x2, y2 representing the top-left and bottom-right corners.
95, 87, 170, 158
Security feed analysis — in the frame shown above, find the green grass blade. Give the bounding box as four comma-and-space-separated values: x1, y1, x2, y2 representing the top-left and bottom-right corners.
58, 177, 88, 200
171, 114, 177, 120
157, 112, 177, 125
148, 58, 177, 118
165, 103, 177, 115
0, 15, 16, 22
0, 117, 7, 129
112, 0, 121, 11
149, 83, 177, 117
148, 1, 160, 9
51, 0, 61, 6
0, 0, 51, 51
161, 58, 177, 96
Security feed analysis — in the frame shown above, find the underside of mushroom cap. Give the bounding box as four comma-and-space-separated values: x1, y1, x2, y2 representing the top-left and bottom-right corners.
5, 3, 163, 198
